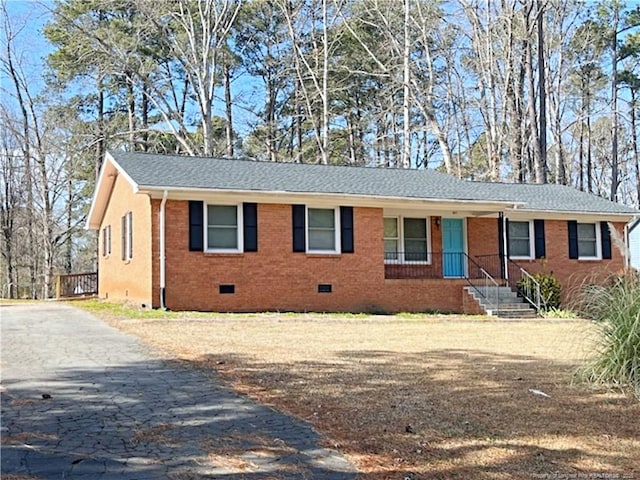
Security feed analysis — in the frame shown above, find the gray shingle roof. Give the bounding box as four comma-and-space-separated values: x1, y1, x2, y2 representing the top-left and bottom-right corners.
110, 151, 639, 215
466, 182, 639, 215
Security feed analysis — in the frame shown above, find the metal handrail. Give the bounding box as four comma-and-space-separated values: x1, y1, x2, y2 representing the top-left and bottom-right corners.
463, 253, 501, 311
467, 254, 544, 312
516, 267, 542, 311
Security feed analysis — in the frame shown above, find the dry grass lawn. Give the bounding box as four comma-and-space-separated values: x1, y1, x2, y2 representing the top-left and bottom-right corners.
84, 304, 639, 480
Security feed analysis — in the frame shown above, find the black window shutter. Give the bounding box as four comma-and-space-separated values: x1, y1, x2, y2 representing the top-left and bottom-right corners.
340, 206, 354, 253
568, 220, 578, 259
243, 203, 258, 252
534, 219, 546, 259
188, 201, 204, 252
292, 204, 306, 252
601, 222, 612, 259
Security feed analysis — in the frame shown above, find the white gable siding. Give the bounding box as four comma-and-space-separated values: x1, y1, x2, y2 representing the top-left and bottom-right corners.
630, 221, 640, 270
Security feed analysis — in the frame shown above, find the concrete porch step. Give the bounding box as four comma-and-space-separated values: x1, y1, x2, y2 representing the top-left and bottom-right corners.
486, 308, 539, 319
464, 286, 538, 319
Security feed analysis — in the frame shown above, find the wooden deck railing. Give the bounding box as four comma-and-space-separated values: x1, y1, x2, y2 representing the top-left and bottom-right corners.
55, 272, 98, 298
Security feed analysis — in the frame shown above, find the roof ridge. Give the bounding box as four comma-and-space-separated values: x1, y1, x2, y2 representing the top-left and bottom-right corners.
109, 150, 453, 177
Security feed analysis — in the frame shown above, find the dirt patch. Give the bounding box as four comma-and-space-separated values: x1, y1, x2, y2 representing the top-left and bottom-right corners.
2, 475, 44, 480
130, 423, 180, 447
94, 311, 640, 479
2, 432, 58, 445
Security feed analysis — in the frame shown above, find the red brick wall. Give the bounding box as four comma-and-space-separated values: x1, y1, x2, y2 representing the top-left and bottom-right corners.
159, 203, 474, 313
510, 219, 626, 302
467, 217, 627, 304
101, 191, 626, 313
162, 201, 388, 312
98, 174, 153, 306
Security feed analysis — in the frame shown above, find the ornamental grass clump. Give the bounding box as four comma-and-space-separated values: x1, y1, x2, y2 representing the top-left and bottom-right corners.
575, 272, 640, 398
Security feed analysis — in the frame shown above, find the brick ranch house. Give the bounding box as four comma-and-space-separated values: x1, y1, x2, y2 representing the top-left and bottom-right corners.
86, 151, 639, 316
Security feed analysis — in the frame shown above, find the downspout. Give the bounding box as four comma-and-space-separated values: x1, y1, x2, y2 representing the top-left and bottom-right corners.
624, 221, 630, 269
502, 212, 509, 283
626, 216, 640, 269
159, 190, 168, 309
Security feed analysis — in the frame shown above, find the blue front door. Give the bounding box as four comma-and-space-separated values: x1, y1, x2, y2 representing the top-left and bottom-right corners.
442, 218, 465, 277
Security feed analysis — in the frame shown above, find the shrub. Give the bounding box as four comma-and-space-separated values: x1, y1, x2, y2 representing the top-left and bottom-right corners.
575, 272, 640, 398
517, 272, 561, 311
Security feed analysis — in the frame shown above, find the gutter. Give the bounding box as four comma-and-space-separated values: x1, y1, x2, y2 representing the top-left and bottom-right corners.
159, 190, 168, 309
136, 185, 523, 207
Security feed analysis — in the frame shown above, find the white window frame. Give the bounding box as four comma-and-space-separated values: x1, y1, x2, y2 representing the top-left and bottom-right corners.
204, 203, 243, 253
306, 206, 341, 254
122, 212, 133, 262
383, 217, 401, 262
577, 222, 602, 260
384, 215, 431, 265
508, 220, 534, 260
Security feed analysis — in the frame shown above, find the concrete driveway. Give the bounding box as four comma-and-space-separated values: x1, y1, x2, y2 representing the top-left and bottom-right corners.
1, 303, 355, 479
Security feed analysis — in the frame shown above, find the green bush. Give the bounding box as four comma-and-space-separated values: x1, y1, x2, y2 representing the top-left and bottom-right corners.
575, 272, 640, 398
517, 272, 561, 311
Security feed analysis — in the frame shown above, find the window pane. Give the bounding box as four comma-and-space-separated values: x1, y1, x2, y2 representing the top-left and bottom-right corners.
577, 223, 597, 257
508, 221, 530, 257
384, 239, 398, 259
578, 240, 596, 257
309, 229, 335, 250
405, 239, 427, 262
405, 238, 427, 253
208, 205, 237, 226
208, 227, 237, 249
509, 221, 530, 238
577, 223, 596, 241
308, 208, 334, 228
384, 217, 398, 237
510, 239, 530, 257
404, 218, 426, 239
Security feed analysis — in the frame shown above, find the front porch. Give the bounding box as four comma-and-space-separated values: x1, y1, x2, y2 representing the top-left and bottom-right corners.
384, 252, 506, 280
383, 252, 542, 318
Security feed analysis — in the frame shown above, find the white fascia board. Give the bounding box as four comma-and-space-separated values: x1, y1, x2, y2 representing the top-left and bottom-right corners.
85, 152, 141, 230
136, 185, 522, 213
505, 208, 638, 223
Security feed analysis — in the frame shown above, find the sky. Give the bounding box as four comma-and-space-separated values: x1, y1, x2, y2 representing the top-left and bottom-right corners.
1, 0, 54, 100
1, 0, 260, 135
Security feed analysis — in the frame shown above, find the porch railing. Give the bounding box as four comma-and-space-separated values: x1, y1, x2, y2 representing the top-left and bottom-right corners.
505, 258, 542, 311
384, 251, 467, 279
464, 253, 502, 310
385, 251, 542, 312
472, 254, 542, 311
55, 272, 98, 299
517, 267, 542, 311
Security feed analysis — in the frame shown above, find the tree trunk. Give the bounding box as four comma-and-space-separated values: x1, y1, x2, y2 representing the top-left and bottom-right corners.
142, 79, 149, 152
96, 86, 105, 177
266, 76, 277, 162
126, 74, 136, 150
402, 0, 411, 169
524, 5, 545, 185
224, 61, 234, 157
536, 0, 547, 183
321, 0, 329, 164
632, 89, 640, 207
610, 5, 619, 201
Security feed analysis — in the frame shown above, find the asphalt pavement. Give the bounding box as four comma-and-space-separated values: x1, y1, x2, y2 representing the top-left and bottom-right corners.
0, 302, 356, 479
